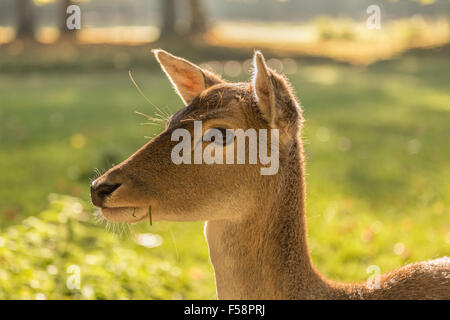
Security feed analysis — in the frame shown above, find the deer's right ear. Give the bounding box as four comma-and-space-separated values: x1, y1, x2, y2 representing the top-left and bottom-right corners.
153, 49, 223, 105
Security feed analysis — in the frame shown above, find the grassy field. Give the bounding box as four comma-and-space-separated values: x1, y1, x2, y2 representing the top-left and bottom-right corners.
0, 49, 449, 299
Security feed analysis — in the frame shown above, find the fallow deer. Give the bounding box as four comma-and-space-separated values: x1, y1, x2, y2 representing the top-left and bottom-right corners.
91, 49, 449, 299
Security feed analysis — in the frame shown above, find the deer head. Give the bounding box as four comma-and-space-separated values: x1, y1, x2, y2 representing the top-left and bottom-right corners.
90, 50, 303, 223
90, 50, 450, 300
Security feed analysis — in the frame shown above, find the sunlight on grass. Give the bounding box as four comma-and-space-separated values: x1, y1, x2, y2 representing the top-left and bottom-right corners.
0, 27, 15, 44
0, 195, 215, 299
206, 17, 449, 64
0, 26, 160, 45
78, 26, 160, 45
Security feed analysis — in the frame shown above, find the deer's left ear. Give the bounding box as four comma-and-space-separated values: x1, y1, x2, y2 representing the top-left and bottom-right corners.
153, 49, 223, 105
253, 51, 276, 126
252, 51, 301, 131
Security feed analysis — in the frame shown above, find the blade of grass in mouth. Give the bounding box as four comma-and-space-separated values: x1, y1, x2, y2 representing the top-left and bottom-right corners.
149, 206, 152, 226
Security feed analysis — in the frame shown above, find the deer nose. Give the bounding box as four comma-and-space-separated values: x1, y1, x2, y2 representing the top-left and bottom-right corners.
90, 181, 121, 207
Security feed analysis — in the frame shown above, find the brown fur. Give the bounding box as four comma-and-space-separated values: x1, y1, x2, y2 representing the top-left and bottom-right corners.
91, 50, 450, 299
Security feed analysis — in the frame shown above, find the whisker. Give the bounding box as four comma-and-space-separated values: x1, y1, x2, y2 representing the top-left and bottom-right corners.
135, 111, 165, 123
90, 168, 107, 183
128, 70, 169, 121
92, 210, 105, 225
140, 122, 162, 127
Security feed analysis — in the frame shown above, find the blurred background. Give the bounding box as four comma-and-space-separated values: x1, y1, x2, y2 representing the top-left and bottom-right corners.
0, 0, 449, 299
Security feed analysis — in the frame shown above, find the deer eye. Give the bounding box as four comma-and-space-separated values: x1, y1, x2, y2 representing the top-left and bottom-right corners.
204, 128, 234, 146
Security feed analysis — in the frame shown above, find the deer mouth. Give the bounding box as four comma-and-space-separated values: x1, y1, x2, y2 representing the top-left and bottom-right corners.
100, 206, 148, 223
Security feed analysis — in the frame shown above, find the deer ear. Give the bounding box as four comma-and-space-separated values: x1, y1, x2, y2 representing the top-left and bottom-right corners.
252, 51, 301, 133
153, 49, 223, 105
252, 51, 276, 126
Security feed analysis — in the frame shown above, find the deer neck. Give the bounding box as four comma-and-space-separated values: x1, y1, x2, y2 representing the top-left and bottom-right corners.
205, 140, 348, 299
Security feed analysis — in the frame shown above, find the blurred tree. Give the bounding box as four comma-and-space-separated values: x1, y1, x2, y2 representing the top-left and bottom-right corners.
16, 0, 35, 41
160, 0, 176, 39
59, 0, 77, 41
189, 0, 207, 36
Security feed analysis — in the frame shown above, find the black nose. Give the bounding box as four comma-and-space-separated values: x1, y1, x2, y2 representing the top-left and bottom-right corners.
91, 182, 121, 207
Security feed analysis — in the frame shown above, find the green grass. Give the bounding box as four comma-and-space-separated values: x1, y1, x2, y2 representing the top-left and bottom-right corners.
0, 51, 449, 299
